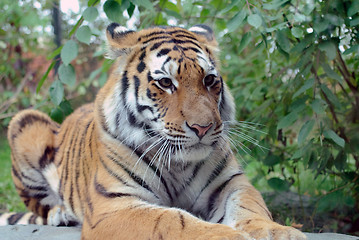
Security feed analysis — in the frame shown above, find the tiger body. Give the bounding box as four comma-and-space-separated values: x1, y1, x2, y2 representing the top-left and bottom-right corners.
3, 23, 306, 240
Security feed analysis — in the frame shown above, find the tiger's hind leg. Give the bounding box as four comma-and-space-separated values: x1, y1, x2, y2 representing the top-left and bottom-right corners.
7, 109, 63, 224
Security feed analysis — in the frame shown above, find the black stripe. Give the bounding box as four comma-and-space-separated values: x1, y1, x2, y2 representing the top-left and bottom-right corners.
18, 114, 50, 129
217, 215, 224, 223
31, 192, 48, 200
137, 61, 146, 73
219, 77, 226, 114
157, 48, 171, 57
8, 213, 26, 225
98, 103, 118, 140
134, 75, 153, 113
147, 71, 154, 82
203, 153, 230, 189
98, 154, 131, 187
121, 71, 129, 104
191, 153, 230, 210
162, 57, 172, 70
29, 214, 38, 224
94, 174, 133, 199
207, 172, 243, 214
106, 154, 155, 196
67, 123, 81, 211
149, 39, 203, 52
183, 160, 205, 188
182, 47, 201, 53
139, 50, 146, 60
174, 34, 198, 41
143, 35, 172, 44
132, 148, 173, 203
39, 146, 57, 169
11, 167, 40, 187
143, 29, 196, 40
75, 119, 92, 216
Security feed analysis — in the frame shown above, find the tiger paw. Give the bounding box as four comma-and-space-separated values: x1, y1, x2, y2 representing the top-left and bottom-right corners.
236, 219, 307, 240
195, 224, 250, 240
47, 205, 78, 226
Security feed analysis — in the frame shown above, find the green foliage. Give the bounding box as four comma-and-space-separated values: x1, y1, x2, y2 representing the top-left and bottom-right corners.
0, 0, 53, 126
0, 135, 26, 212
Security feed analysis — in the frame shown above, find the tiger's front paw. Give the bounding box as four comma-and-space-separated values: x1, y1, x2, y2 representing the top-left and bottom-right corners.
195, 224, 250, 240
47, 205, 78, 226
236, 218, 306, 240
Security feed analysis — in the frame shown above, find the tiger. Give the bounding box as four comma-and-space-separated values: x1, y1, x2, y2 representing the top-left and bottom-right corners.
1, 23, 307, 240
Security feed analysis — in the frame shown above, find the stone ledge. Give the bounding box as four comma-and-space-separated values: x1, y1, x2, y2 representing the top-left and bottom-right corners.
0, 225, 357, 240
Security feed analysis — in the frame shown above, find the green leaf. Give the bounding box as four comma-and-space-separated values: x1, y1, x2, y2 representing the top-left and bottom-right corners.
291, 33, 314, 53
321, 63, 343, 83
47, 46, 62, 60
227, 10, 246, 32
50, 107, 64, 123
263, 0, 289, 10
291, 27, 303, 38
350, 16, 359, 27
247, 14, 262, 29
263, 154, 281, 166
59, 99, 73, 116
219, 0, 241, 14
104, 0, 122, 22
130, 0, 154, 9
83, 7, 99, 22
68, 17, 84, 38
276, 30, 291, 53
61, 40, 78, 65
318, 41, 337, 60
277, 111, 298, 130
76, 25, 92, 45
323, 129, 345, 147
49, 80, 64, 106
348, 1, 359, 17
298, 120, 315, 144
37, 61, 56, 94
293, 78, 314, 99
311, 99, 326, 115
98, 72, 108, 87
58, 64, 76, 87
334, 150, 347, 171
320, 84, 341, 108
127, 3, 136, 17
343, 45, 359, 55
268, 177, 290, 191
313, 18, 329, 34
88, 0, 100, 6
237, 32, 252, 54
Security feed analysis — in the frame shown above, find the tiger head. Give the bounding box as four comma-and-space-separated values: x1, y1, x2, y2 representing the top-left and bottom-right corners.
95, 23, 235, 162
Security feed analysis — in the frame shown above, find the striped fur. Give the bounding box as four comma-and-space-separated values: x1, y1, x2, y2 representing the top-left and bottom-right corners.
2, 24, 306, 240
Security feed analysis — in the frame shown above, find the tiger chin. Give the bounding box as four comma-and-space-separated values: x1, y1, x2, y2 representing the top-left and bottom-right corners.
2, 23, 307, 240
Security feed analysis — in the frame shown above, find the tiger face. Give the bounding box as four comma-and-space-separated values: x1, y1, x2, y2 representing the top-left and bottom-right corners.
96, 23, 235, 162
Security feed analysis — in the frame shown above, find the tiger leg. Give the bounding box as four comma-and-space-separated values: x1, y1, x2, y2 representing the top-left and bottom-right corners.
82, 197, 249, 240
208, 174, 307, 240
7, 110, 62, 223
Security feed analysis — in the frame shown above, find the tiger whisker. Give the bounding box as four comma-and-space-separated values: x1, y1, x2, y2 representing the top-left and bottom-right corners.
132, 136, 165, 175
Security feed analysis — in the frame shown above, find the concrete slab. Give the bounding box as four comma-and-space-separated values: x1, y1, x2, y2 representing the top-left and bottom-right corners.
0, 224, 357, 240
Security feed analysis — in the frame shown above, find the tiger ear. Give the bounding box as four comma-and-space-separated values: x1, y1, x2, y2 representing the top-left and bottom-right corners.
106, 23, 139, 59
189, 24, 218, 48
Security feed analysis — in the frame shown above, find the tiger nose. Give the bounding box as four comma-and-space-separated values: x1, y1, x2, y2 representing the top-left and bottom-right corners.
187, 123, 213, 139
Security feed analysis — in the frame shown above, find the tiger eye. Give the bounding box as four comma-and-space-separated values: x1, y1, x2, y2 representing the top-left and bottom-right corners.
203, 74, 216, 87
158, 78, 173, 89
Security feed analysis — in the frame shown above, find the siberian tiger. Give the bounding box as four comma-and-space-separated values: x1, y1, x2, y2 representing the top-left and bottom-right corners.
2, 23, 307, 240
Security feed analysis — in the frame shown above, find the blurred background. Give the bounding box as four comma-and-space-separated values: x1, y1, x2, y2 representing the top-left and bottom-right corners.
0, 0, 358, 236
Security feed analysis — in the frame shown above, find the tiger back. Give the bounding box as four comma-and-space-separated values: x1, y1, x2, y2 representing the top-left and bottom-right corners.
1, 23, 307, 240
